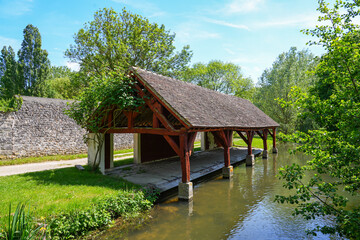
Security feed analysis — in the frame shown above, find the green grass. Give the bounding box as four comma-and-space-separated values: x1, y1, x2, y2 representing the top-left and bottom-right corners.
0, 148, 134, 166
114, 157, 134, 167
233, 135, 273, 149
0, 166, 139, 222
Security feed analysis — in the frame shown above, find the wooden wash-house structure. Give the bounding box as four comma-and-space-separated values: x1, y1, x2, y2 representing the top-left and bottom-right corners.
88, 67, 279, 200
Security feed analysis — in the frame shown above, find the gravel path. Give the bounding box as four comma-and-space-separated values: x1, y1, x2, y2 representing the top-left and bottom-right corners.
0, 154, 133, 177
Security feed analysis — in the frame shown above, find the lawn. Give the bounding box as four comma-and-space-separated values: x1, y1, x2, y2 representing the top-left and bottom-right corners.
232, 135, 273, 149
0, 165, 139, 222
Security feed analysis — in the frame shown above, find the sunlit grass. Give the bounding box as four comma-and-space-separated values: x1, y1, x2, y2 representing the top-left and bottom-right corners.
0, 166, 139, 222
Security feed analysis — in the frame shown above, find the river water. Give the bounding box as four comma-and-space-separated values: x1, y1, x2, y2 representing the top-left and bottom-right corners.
99, 144, 345, 240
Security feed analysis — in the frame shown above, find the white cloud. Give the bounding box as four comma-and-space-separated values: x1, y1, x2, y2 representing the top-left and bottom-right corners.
0, 36, 20, 50
66, 62, 80, 72
203, 18, 249, 30
254, 13, 319, 29
0, 0, 33, 16
225, 0, 265, 14
175, 22, 221, 43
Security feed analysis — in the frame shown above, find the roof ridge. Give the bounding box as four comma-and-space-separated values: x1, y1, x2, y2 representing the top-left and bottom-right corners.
132, 66, 245, 100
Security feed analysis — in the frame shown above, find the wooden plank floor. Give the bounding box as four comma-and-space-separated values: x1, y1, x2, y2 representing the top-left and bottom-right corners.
107, 147, 263, 194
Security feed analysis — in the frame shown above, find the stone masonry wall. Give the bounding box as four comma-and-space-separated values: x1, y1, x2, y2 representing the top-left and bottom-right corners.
0, 96, 133, 159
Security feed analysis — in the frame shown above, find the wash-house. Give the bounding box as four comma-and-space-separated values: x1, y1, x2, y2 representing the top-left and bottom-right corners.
87, 67, 279, 200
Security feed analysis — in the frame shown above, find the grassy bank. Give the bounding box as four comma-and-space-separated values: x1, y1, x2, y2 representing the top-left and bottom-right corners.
0, 166, 139, 218
0, 164, 153, 239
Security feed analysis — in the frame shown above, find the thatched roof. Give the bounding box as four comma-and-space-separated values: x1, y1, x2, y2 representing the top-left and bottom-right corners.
131, 67, 279, 129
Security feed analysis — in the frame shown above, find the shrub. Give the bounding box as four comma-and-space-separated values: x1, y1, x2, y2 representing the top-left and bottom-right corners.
48, 190, 152, 239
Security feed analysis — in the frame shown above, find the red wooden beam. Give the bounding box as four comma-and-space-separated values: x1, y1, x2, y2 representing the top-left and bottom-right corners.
188, 127, 278, 133
236, 131, 249, 145
212, 131, 228, 148
163, 135, 181, 156
102, 127, 180, 135
179, 134, 191, 183
187, 132, 197, 156
268, 129, 274, 139
152, 102, 161, 128
131, 73, 191, 128
256, 130, 264, 140
246, 131, 255, 155
263, 129, 268, 151
134, 83, 176, 131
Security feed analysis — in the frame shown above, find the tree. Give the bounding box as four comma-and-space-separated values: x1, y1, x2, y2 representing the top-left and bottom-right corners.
65, 7, 192, 87
44, 66, 77, 99
0, 46, 19, 98
254, 47, 317, 134
276, 1, 360, 238
179, 60, 254, 99
18, 24, 50, 97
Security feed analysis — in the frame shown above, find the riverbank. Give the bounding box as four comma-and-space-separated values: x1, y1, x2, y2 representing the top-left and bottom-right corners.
0, 165, 154, 239
0, 136, 272, 238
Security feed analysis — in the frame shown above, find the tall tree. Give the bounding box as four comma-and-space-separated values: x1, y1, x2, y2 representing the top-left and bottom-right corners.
276, 1, 360, 238
66, 7, 192, 86
0, 46, 19, 98
254, 47, 317, 134
180, 60, 254, 99
44, 66, 76, 99
18, 24, 50, 97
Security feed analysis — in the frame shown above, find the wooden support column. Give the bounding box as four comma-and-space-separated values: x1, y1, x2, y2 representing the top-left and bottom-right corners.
246, 131, 254, 155
272, 128, 278, 153
212, 130, 233, 178
179, 134, 190, 183
263, 129, 268, 158
246, 130, 255, 166
178, 133, 193, 201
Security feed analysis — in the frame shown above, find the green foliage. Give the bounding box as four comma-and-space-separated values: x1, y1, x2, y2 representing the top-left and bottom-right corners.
276, 0, 360, 238
0, 46, 19, 99
65, 72, 143, 133
0, 96, 22, 113
17, 24, 50, 97
43, 66, 77, 99
66, 7, 192, 87
48, 191, 152, 239
0, 203, 44, 240
254, 47, 318, 134
179, 60, 254, 99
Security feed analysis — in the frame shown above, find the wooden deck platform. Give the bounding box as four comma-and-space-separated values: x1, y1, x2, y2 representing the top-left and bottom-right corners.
106, 147, 262, 200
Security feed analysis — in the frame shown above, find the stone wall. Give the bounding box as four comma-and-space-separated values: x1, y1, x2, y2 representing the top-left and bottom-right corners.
0, 96, 133, 159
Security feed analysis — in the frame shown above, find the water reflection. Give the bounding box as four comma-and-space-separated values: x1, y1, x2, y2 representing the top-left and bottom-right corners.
98, 144, 345, 240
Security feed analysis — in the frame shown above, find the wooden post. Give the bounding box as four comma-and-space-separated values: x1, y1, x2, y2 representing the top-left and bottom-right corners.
224, 146, 230, 167
178, 133, 193, 200
246, 131, 255, 166
246, 131, 254, 155
263, 129, 268, 158
104, 133, 114, 170
179, 134, 190, 183
272, 128, 278, 153
223, 130, 232, 167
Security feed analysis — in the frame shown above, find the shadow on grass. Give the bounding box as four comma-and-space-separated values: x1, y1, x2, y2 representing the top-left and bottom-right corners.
20, 164, 140, 191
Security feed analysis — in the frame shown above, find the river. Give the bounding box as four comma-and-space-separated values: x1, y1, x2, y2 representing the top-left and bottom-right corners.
98, 144, 346, 239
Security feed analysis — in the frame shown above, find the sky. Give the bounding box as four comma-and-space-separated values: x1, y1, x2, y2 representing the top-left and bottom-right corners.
0, 0, 326, 82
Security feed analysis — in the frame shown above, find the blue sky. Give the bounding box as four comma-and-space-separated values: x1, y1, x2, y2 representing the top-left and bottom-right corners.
0, 0, 325, 82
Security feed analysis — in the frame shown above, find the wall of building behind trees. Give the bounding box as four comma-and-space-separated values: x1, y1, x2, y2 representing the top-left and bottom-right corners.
0, 96, 133, 159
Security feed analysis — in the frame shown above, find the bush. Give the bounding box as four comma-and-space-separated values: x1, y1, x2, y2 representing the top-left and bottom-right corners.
48, 190, 152, 239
